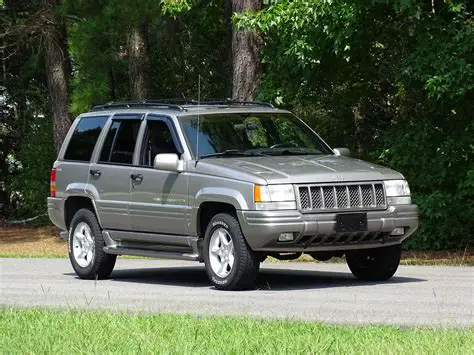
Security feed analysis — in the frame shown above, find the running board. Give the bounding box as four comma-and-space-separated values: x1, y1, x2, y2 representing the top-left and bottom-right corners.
103, 246, 199, 261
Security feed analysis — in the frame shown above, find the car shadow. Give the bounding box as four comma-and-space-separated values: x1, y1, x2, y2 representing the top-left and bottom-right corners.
65, 265, 426, 291
255, 268, 425, 290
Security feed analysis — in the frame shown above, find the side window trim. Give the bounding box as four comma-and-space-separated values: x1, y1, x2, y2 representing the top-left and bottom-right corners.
134, 119, 148, 166
106, 122, 121, 162
112, 113, 145, 120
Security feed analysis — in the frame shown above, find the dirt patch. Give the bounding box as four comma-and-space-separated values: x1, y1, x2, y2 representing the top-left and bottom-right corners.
0, 226, 472, 265
0, 226, 66, 257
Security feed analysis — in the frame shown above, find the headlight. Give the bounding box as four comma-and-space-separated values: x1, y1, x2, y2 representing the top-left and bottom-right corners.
254, 184, 296, 210
384, 180, 411, 205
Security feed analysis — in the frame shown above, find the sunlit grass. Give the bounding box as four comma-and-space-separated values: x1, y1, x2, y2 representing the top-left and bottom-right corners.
1, 308, 472, 354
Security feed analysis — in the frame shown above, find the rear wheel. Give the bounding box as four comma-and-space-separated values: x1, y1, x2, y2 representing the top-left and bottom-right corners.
203, 213, 260, 290
68, 208, 116, 280
346, 244, 402, 281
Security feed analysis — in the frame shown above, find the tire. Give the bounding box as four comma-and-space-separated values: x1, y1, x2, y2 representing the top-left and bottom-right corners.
68, 208, 116, 280
203, 213, 260, 290
346, 244, 402, 281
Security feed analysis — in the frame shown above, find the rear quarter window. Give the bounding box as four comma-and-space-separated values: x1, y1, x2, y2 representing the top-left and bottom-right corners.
64, 116, 109, 162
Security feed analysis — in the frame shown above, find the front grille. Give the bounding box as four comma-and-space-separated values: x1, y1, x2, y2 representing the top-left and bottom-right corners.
297, 182, 386, 212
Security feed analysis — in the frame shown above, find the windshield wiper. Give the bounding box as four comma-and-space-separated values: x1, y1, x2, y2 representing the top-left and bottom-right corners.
199, 150, 264, 159
259, 148, 322, 156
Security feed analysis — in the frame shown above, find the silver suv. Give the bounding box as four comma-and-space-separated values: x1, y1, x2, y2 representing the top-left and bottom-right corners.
48, 100, 419, 290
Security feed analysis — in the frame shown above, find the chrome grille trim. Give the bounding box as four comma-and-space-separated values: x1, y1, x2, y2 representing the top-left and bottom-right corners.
297, 182, 387, 212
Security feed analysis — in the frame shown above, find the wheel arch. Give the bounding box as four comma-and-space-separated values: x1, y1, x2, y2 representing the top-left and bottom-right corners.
64, 196, 101, 231
196, 201, 237, 240
193, 187, 249, 238
64, 183, 102, 230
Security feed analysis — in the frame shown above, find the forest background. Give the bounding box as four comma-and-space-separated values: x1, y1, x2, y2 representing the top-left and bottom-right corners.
0, 0, 472, 250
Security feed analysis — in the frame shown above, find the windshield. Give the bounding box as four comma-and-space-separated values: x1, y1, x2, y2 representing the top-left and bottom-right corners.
179, 113, 333, 159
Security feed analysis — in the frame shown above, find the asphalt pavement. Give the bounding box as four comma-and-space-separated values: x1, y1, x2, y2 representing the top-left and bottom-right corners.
1, 258, 472, 326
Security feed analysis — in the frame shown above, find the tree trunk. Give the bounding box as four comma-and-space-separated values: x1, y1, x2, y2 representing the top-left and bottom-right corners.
128, 23, 152, 100
225, 0, 233, 97
353, 100, 366, 157
42, 1, 72, 154
231, 0, 262, 101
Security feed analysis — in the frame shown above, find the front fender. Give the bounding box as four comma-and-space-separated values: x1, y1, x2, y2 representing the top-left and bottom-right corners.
195, 187, 250, 210
190, 187, 252, 237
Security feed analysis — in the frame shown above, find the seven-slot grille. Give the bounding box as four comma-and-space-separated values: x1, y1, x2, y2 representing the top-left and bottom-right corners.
298, 183, 386, 211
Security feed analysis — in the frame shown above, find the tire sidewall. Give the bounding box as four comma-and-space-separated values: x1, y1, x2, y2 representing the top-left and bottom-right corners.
203, 216, 241, 288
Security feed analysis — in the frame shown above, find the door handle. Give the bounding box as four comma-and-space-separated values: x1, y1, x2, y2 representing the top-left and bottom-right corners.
89, 169, 102, 177
130, 173, 143, 182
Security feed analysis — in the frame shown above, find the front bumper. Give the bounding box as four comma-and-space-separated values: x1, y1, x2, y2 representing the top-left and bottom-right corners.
238, 204, 419, 252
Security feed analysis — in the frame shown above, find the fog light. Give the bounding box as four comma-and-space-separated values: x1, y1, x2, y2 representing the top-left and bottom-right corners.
278, 233, 295, 242
390, 227, 405, 236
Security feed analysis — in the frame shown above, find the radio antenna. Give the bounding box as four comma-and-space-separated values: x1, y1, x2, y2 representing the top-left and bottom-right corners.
195, 74, 201, 166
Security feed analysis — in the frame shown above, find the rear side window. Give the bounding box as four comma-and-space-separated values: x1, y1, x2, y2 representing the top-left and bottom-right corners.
64, 116, 108, 162
99, 119, 141, 165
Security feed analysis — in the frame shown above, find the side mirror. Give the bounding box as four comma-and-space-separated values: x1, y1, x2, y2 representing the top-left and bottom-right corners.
333, 148, 351, 157
153, 153, 183, 172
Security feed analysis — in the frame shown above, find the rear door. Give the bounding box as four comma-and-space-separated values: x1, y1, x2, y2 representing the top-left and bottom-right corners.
88, 114, 143, 230
130, 114, 190, 235
59, 115, 109, 197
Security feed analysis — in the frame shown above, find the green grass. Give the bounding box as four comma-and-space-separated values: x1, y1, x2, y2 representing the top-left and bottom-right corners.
1, 308, 472, 354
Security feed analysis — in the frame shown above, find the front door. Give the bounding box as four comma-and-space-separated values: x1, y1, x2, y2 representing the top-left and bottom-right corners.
130, 115, 190, 235
88, 115, 142, 230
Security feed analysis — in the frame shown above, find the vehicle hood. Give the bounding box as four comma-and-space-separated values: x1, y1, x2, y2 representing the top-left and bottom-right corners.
202, 155, 403, 184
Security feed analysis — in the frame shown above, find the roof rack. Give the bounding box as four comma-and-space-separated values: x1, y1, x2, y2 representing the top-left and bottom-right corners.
141, 98, 274, 107
200, 99, 274, 108
90, 99, 274, 112
90, 100, 185, 112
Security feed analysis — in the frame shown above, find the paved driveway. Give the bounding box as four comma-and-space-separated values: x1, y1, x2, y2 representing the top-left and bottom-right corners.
1, 258, 472, 326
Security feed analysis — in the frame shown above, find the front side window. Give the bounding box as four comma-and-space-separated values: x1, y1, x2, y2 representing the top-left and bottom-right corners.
140, 119, 179, 166
179, 113, 333, 159
99, 119, 141, 165
64, 116, 108, 161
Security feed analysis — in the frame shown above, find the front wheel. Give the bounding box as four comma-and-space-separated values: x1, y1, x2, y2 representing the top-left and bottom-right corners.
203, 213, 260, 290
346, 244, 402, 281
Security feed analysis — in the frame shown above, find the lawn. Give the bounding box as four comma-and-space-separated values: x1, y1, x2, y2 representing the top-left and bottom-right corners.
1, 226, 473, 265
1, 308, 473, 354
0, 226, 66, 258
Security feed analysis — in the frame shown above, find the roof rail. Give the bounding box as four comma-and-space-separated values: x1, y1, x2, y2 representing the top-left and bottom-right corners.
127, 98, 275, 108
89, 98, 275, 112
90, 100, 184, 111
198, 99, 274, 108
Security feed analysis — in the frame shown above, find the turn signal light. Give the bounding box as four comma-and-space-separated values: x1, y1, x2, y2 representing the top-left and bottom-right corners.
254, 185, 262, 202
